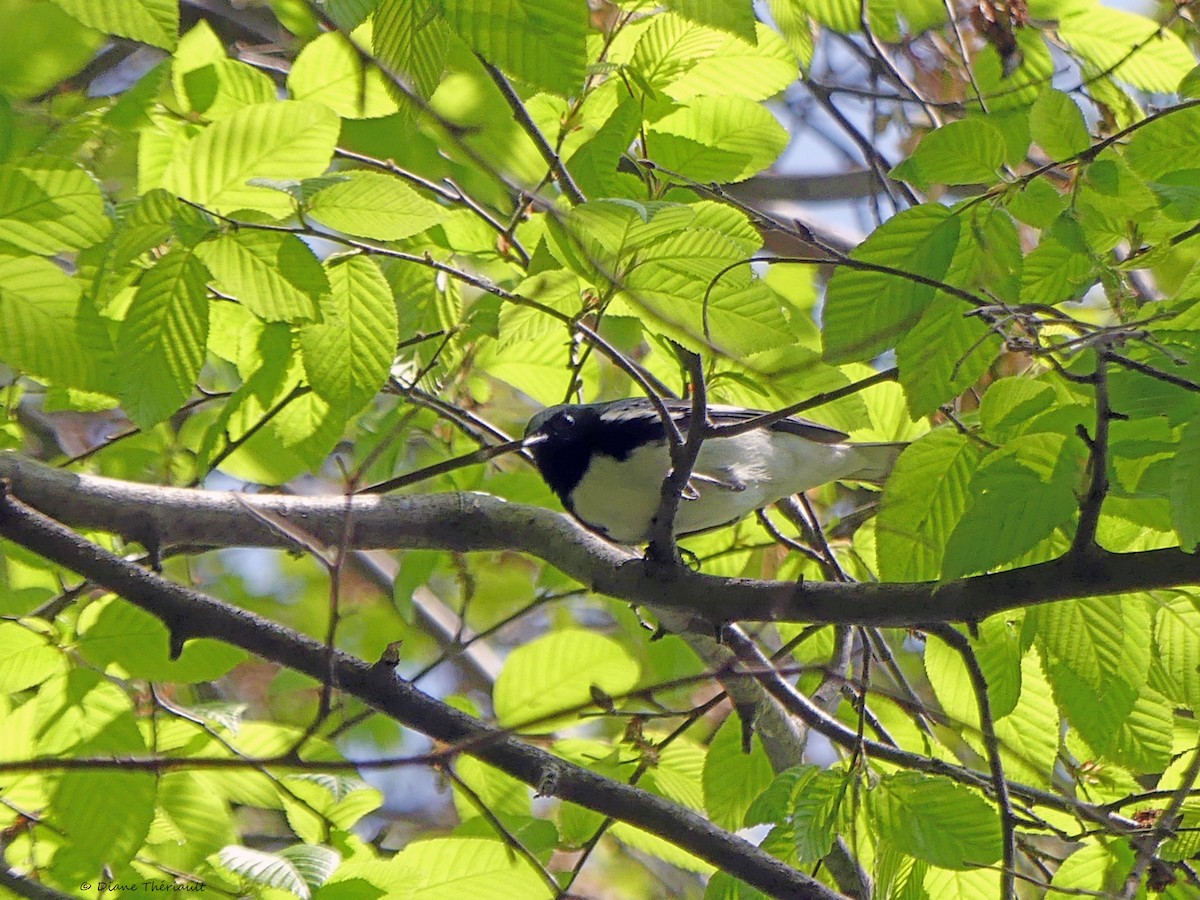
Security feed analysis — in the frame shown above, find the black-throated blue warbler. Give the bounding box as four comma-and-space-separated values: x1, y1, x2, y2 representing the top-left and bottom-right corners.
524, 399, 904, 544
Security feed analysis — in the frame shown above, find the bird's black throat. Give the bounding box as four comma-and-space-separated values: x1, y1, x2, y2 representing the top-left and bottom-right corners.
527, 406, 667, 506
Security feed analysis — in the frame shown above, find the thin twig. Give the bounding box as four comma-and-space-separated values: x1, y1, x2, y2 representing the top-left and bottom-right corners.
926, 624, 1017, 900
479, 58, 586, 206
1071, 350, 1110, 556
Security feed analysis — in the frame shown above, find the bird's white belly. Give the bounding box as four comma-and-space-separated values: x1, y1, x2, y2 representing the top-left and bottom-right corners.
569, 432, 861, 543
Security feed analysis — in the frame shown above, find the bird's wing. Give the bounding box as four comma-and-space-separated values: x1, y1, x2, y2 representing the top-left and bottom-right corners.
642, 399, 849, 445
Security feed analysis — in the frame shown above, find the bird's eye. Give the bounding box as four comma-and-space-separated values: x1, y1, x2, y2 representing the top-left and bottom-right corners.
560, 413, 575, 426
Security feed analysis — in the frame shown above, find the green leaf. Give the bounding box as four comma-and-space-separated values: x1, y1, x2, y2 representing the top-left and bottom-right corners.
666, 0, 757, 42
77, 597, 246, 683
1153, 594, 1200, 709
1021, 233, 1096, 305
790, 767, 851, 863
649, 95, 788, 182
0, 621, 64, 692
388, 836, 555, 897
171, 21, 276, 119
892, 118, 1006, 188
1171, 410, 1200, 550
630, 15, 796, 102
622, 228, 789, 354
441, 0, 586, 96
161, 101, 340, 216
195, 229, 327, 322
452, 757, 532, 823
1125, 106, 1200, 183
150, 773, 235, 866
115, 247, 211, 429
0, 254, 108, 391
308, 170, 447, 240
289, 31, 399, 118
492, 630, 640, 731
702, 718, 774, 830
51, 771, 157, 881
765, 0, 815, 68
372, 0, 450, 101
1059, 5, 1195, 93
1029, 90, 1090, 159
941, 432, 1087, 578
923, 867, 1000, 899
877, 430, 984, 582
992, 649, 1060, 786
1050, 839, 1133, 896
1180, 65, 1200, 98
873, 772, 1002, 869
0, 157, 111, 253
895, 296, 1000, 417
822, 204, 960, 364
300, 255, 398, 420
217, 845, 321, 898
47, 0, 176, 48
0, 0, 104, 99
1005, 177, 1067, 229
1034, 594, 1154, 760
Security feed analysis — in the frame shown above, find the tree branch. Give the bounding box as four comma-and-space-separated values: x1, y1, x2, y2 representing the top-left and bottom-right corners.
0, 485, 842, 900
4, 455, 1200, 626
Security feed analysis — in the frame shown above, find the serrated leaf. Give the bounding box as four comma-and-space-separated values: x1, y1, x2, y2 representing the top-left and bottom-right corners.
823, 204, 960, 364
1180, 65, 1200, 98
373, 0, 450, 101
453, 757, 532, 823
1153, 594, 1200, 709
896, 296, 1001, 416
892, 118, 1006, 188
289, 31, 399, 118
1125, 106, 1200, 183
993, 649, 1059, 786
877, 430, 984, 582
115, 248, 211, 429
702, 718, 774, 830
1029, 90, 1091, 159
0, 622, 64, 692
492, 630, 639, 731
196, 229, 327, 322
162, 101, 340, 215
1059, 6, 1195, 93
51, 771, 157, 880
649, 95, 788, 182
389, 836, 555, 897
667, 0, 757, 41
1171, 410, 1200, 550
941, 432, 1087, 578
790, 767, 851, 863
308, 170, 447, 240
0, 157, 111, 253
1034, 593, 1154, 759
300, 255, 398, 420
217, 846, 314, 898
631, 15, 796, 102
441, 0, 586, 96
0, 254, 108, 391
77, 597, 246, 683
47, 0, 177, 49
624, 228, 790, 354
766, 0, 815, 68
874, 773, 1001, 869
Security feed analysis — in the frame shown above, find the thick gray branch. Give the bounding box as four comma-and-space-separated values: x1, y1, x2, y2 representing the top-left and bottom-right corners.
3, 454, 1198, 625
0, 485, 840, 900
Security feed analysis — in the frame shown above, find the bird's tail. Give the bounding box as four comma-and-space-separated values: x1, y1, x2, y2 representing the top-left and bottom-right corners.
848, 442, 907, 483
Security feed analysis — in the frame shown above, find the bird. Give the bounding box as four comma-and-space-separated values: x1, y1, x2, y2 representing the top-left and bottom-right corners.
523, 398, 905, 544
